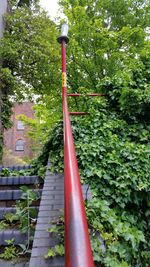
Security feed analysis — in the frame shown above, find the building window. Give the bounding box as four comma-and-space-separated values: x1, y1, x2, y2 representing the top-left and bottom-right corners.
17, 121, 25, 130
16, 139, 24, 151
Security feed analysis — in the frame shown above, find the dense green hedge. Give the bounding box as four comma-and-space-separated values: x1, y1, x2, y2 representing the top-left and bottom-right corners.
47, 97, 149, 266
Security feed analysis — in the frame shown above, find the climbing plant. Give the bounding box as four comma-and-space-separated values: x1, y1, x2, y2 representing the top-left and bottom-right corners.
46, 96, 150, 266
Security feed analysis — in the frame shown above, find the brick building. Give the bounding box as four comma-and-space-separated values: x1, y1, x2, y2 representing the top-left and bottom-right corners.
3, 102, 35, 165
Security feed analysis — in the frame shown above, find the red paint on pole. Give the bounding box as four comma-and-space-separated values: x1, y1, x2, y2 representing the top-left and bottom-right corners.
60, 39, 94, 266
67, 93, 107, 97
69, 112, 88, 116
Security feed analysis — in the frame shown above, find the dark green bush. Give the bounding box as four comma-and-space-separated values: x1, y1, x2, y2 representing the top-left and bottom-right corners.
47, 98, 150, 266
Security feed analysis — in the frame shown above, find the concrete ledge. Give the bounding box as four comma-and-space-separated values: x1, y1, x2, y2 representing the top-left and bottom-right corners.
29, 170, 64, 267
0, 259, 29, 267
0, 189, 42, 201
29, 257, 64, 267
0, 207, 39, 220
0, 230, 28, 245
0, 176, 40, 186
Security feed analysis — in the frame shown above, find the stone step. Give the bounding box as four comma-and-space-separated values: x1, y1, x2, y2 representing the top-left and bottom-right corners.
0, 199, 41, 208
0, 185, 43, 190
0, 207, 39, 220
0, 189, 42, 201
0, 165, 32, 172
0, 259, 29, 267
0, 173, 43, 265
0, 176, 40, 186
0, 230, 31, 245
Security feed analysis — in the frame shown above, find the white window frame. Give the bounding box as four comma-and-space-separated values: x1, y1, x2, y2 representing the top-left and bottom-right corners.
17, 121, 25, 130
16, 140, 24, 151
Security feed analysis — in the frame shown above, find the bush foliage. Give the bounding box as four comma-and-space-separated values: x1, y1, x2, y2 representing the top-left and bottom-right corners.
48, 97, 150, 266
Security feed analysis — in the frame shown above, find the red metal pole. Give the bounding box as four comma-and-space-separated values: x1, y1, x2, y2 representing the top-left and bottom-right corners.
59, 29, 94, 267
67, 93, 107, 97
69, 112, 88, 116
61, 40, 67, 106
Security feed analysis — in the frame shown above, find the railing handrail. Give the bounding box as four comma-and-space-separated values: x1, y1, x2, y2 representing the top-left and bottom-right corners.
63, 93, 94, 267
58, 32, 94, 265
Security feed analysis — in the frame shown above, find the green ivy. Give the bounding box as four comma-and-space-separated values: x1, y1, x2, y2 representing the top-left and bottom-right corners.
47, 98, 150, 266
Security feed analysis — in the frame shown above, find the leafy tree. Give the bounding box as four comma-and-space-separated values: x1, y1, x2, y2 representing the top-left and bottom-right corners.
0, 1, 61, 162
59, 0, 150, 122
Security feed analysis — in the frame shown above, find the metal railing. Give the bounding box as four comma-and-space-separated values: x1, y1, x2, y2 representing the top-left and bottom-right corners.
57, 24, 94, 267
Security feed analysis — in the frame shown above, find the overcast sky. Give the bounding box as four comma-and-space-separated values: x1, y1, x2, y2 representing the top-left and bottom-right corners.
40, 0, 61, 19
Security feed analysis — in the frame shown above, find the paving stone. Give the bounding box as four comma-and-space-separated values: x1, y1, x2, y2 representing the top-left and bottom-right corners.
54, 185, 64, 190
47, 210, 60, 217
37, 210, 52, 217
46, 257, 64, 267
43, 191, 63, 196
33, 238, 50, 247
39, 200, 55, 206
34, 230, 49, 239
52, 204, 63, 210
35, 224, 50, 231
47, 181, 63, 185
42, 185, 55, 189
54, 179, 63, 182
54, 195, 64, 200
0, 259, 29, 267
29, 257, 64, 267
31, 247, 48, 257
42, 190, 52, 195
42, 186, 55, 190
29, 258, 49, 267
43, 180, 53, 184
37, 217, 50, 224
39, 205, 53, 211
41, 199, 64, 205
42, 195, 54, 200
